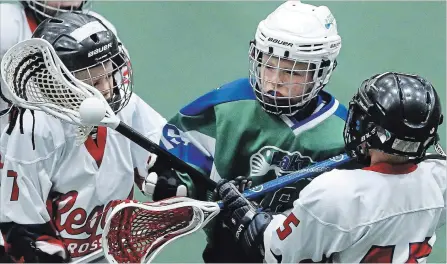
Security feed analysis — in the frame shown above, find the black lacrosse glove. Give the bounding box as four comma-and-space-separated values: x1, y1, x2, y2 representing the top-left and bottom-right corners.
216, 179, 273, 260
145, 159, 188, 201
152, 168, 188, 201
212, 176, 253, 200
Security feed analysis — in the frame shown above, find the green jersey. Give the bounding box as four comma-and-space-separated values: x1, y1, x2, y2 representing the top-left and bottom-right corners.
160, 78, 348, 212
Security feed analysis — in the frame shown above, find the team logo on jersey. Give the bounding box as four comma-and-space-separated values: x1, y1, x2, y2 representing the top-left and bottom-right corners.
249, 146, 314, 177
161, 123, 192, 149
52, 191, 120, 258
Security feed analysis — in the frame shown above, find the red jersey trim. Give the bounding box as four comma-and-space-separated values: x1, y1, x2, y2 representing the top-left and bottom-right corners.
84, 127, 107, 168
363, 162, 417, 175
26, 11, 38, 32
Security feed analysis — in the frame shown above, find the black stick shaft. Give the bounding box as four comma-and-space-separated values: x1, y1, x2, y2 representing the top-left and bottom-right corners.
115, 121, 217, 190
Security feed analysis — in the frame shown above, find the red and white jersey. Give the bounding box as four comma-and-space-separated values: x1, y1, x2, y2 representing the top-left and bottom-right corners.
0, 3, 121, 139
0, 93, 166, 260
264, 158, 446, 263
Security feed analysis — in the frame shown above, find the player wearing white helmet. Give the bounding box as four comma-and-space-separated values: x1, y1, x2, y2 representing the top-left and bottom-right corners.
216, 72, 446, 263
0, 12, 166, 262
0, 1, 117, 140
249, 0, 340, 116
142, 1, 352, 262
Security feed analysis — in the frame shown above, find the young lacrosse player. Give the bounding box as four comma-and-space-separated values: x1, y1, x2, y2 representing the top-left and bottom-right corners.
144, 1, 358, 262
0, 1, 118, 141
216, 72, 446, 263
0, 13, 166, 262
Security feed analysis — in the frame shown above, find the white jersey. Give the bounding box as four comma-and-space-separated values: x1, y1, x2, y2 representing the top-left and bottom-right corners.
264, 159, 446, 263
0, 93, 167, 261
0, 3, 121, 139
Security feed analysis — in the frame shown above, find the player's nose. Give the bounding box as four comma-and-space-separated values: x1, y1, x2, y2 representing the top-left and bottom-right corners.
263, 79, 289, 96
263, 76, 280, 91
94, 78, 112, 96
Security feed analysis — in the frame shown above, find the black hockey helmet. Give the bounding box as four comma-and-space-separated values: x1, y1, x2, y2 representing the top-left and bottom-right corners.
32, 12, 133, 113
21, 1, 91, 24
344, 72, 443, 161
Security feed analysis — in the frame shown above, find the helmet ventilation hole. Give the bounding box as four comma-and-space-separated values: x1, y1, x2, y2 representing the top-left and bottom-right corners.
90, 33, 99, 43
49, 18, 63, 24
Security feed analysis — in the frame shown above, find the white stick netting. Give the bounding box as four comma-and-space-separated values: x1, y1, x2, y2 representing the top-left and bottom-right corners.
2, 42, 94, 144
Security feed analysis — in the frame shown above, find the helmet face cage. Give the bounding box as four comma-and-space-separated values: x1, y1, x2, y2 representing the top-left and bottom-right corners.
26, 0, 91, 20
248, 42, 334, 116
71, 44, 133, 113
343, 101, 376, 161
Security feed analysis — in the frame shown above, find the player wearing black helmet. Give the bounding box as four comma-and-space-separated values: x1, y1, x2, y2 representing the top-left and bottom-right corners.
215, 72, 445, 263
0, 13, 166, 262
0, 0, 116, 142
344, 72, 444, 162
31, 11, 131, 115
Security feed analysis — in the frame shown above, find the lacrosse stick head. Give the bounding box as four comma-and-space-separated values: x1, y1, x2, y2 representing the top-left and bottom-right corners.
0, 13, 133, 144
102, 197, 220, 264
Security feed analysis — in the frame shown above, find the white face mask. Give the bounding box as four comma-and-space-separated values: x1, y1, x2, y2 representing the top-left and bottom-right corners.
248, 43, 331, 116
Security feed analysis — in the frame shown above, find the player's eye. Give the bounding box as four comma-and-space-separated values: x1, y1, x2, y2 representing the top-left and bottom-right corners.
282, 69, 297, 76
263, 65, 271, 70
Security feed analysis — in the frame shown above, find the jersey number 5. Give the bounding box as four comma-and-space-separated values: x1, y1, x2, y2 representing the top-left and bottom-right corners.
276, 212, 300, 240
361, 237, 432, 263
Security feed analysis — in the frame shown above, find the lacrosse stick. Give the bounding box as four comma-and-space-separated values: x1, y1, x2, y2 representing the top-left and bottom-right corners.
101, 153, 352, 264
102, 197, 220, 264
0, 38, 215, 190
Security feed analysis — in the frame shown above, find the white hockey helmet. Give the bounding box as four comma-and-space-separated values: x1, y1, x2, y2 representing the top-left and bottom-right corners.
23, 1, 92, 22
249, 1, 342, 116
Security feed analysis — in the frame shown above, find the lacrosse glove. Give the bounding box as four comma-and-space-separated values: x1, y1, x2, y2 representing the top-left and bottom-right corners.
142, 154, 187, 200
216, 179, 273, 261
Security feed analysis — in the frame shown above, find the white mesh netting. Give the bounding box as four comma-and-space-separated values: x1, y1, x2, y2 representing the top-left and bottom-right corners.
3, 44, 94, 144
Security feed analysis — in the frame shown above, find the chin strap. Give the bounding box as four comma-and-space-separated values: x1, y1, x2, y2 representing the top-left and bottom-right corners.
433, 134, 446, 157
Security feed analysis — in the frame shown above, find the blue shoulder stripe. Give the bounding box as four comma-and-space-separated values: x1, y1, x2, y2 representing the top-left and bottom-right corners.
160, 140, 214, 175
288, 91, 347, 130
334, 102, 348, 121
159, 124, 214, 175
279, 91, 349, 136
290, 94, 335, 130
180, 78, 256, 116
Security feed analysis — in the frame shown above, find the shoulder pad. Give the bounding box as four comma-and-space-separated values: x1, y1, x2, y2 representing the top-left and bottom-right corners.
180, 78, 255, 116
2, 110, 67, 163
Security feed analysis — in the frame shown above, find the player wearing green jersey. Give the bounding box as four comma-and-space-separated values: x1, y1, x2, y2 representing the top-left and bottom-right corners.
145, 1, 350, 262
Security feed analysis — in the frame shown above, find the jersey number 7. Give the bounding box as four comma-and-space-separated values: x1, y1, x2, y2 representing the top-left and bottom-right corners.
7, 171, 19, 201
0, 157, 19, 201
